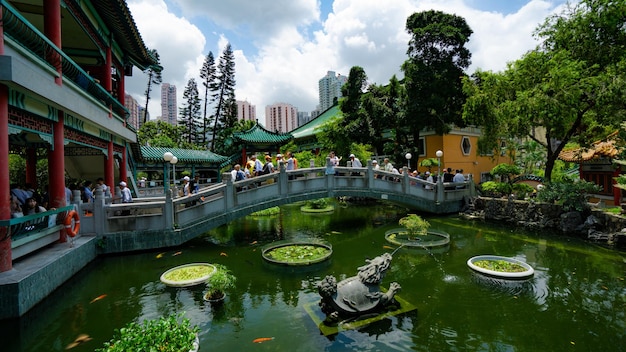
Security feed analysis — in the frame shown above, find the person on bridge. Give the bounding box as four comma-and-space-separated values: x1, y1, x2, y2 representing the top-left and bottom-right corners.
349, 154, 362, 176
251, 154, 264, 176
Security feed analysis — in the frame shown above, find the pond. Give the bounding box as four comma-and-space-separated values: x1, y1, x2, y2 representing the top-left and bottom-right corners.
2, 200, 625, 351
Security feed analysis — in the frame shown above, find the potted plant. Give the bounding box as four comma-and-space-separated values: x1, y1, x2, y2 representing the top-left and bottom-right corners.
97, 312, 199, 352
203, 264, 236, 302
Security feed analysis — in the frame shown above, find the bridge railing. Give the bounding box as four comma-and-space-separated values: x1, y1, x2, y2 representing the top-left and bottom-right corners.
75, 162, 474, 237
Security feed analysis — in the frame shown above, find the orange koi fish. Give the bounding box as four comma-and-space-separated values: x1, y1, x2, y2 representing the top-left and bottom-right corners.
156, 252, 165, 259
383, 245, 395, 250
89, 294, 107, 304
172, 251, 182, 256
253, 337, 275, 343
249, 240, 258, 245
220, 252, 228, 257
65, 334, 92, 349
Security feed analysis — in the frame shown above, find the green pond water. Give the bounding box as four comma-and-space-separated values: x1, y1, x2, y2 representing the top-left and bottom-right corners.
2, 200, 625, 351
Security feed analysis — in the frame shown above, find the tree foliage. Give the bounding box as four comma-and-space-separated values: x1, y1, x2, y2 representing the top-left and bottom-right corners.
209, 43, 237, 152
401, 10, 472, 163
463, 0, 626, 181
143, 49, 162, 124
179, 78, 201, 144
137, 120, 194, 149
199, 52, 216, 146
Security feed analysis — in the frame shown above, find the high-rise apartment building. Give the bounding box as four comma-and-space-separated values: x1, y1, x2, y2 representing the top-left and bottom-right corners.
236, 100, 256, 122
265, 103, 298, 133
318, 71, 347, 112
124, 93, 140, 130
160, 83, 177, 125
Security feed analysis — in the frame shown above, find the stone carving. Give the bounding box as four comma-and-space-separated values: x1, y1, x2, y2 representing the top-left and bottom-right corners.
317, 253, 401, 323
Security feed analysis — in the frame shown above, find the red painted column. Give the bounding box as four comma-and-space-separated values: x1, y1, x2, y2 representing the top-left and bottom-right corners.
0, 83, 12, 272
49, 112, 67, 242
118, 70, 125, 106
106, 140, 114, 191
26, 148, 37, 188
43, 0, 62, 85
120, 145, 128, 184
241, 147, 247, 166
613, 166, 621, 206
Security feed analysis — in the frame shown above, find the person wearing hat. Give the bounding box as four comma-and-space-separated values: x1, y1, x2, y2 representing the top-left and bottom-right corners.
425, 171, 434, 190
349, 153, 362, 176
182, 176, 191, 196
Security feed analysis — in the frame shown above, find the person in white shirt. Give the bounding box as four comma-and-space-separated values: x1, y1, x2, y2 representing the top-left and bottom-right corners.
425, 171, 434, 190
453, 169, 466, 189
119, 182, 133, 203
349, 154, 362, 176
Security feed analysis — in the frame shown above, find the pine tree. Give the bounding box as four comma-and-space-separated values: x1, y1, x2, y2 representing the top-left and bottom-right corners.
143, 49, 162, 124
209, 43, 237, 152
199, 52, 216, 147
179, 78, 201, 145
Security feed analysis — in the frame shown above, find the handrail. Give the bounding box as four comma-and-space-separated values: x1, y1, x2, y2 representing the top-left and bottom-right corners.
0, 1, 131, 122
0, 205, 74, 241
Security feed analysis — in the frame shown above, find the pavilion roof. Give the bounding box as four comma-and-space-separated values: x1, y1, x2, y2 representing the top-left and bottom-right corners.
139, 146, 229, 165
559, 132, 622, 162
291, 105, 342, 140
232, 123, 293, 146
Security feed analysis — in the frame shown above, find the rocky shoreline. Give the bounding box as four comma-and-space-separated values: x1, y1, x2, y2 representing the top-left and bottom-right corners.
462, 196, 626, 249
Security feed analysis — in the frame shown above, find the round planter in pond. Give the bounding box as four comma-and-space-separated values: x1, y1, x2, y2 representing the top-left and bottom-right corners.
300, 205, 334, 213
467, 255, 534, 280
262, 242, 332, 266
385, 228, 450, 248
160, 263, 216, 287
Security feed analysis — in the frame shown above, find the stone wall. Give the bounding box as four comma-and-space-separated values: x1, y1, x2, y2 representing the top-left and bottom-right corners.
465, 196, 626, 248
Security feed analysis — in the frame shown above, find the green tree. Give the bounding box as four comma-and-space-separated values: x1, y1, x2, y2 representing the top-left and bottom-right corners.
199, 52, 216, 146
142, 49, 163, 124
209, 43, 237, 152
463, 0, 626, 181
137, 120, 190, 149
401, 10, 472, 162
179, 78, 202, 145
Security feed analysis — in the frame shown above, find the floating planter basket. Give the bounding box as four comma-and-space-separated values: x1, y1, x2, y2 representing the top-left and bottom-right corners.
467, 255, 534, 280
300, 205, 335, 213
160, 263, 216, 287
384, 228, 450, 248
262, 242, 332, 266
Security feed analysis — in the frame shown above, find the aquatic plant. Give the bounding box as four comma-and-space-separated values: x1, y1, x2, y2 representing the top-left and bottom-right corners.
398, 214, 430, 237
204, 264, 236, 301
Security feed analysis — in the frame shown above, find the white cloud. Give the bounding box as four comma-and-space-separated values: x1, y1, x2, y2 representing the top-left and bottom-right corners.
125, 0, 565, 122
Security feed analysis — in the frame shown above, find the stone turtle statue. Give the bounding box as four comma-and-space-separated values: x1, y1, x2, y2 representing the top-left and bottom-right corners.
317, 252, 401, 323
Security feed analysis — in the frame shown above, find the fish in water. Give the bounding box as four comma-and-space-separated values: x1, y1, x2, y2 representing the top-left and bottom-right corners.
65, 334, 92, 349
330, 231, 342, 235
383, 245, 395, 250
89, 294, 107, 303
155, 252, 165, 259
249, 240, 258, 245
220, 252, 228, 257
172, 251, 182, 256
253, 337, 275, 343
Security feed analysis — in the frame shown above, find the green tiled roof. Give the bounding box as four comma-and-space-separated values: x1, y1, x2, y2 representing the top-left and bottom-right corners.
140, 146, 229, 164
291, 105, 342, 140
233, 123, 293, 145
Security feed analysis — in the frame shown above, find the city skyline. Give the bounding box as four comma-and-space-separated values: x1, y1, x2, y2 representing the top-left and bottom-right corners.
124, 0, 570, 124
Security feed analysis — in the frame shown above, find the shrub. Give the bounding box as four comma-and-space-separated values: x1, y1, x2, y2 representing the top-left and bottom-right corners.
398, 214, 430, 237
536, 179, 602, 212
511, 183, 535, 199
205, 264, 237, 300
307, 198, 329, 209
491, 163, 521, 181
97, 313, 198, 352
480, 181, 511, 197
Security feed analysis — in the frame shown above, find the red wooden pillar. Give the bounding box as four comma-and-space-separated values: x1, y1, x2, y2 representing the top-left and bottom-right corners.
26, 147, 37, 188
613, 165, 622, 206
0, 83, 12, 272
106, 140, 114, 191
103, 46, 112, 92
43, 0, 62, 85
118, 68, 125, 106
241, 147, 247, 166
120, 145, 128, 184
49, 112, 66, 242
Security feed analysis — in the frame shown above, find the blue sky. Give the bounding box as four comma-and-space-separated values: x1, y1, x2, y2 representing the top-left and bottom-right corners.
125, 0, 570, 123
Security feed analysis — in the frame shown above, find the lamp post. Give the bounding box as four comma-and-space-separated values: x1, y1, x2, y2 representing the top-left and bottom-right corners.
436, 150, 443, 178
163, 152, 173, 195
170, 156, 178, 197
405, 152, 412, 170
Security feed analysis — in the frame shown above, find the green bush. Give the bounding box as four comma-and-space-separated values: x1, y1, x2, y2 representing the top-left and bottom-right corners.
491, 163, 521, 179
511, 183, 535, 199
307, 198, 329, 209
97, 313, 198, 352
398, 214, 430, 236
480, 181, 511, 197
536, 180, 602, 212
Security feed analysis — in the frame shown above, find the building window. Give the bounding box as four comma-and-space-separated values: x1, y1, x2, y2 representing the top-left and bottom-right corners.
418, 137, 425, 156
461, 136, 471, 155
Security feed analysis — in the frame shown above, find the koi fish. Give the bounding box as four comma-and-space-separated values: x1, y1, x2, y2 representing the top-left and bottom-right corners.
156, 252, 165, 259
65, 334, 92, 349
249, 240, 258, 245
330, 231, 342, 235
253, 337, 275, 343
383, 246, 394, 250
172, 251, 182, 256
89, 294, 107, 303
220, 252, 228, 257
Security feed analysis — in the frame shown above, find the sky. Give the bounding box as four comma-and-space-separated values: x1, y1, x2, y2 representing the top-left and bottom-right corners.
124, 0, 570, 123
